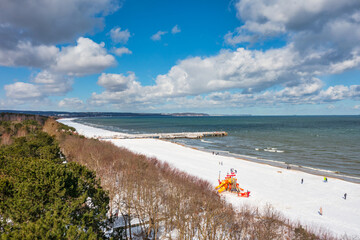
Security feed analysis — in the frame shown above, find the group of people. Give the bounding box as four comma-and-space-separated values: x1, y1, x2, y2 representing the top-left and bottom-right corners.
300, 177, 348, 216
318, 177, 347, 216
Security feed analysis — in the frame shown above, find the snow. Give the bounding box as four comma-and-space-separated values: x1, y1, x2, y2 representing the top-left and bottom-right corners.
58, 118, 360, 237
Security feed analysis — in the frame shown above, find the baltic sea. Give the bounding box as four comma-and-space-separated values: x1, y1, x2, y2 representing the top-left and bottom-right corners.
75, 115, 360, 182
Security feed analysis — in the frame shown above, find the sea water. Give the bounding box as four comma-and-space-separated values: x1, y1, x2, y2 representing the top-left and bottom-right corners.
74, 116, 360, 182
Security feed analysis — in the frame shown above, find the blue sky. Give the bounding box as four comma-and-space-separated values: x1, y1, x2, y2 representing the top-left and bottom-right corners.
0, 0, 359, 115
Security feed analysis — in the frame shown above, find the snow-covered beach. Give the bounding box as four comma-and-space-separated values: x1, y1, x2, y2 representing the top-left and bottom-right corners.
59, 118, 360, 237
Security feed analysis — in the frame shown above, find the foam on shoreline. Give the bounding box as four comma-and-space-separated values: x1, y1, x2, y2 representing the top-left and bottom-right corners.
58, 118, 360, 237
187, 144, 360, 184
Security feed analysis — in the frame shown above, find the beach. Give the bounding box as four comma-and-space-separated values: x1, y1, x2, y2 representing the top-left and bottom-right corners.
59, 118, 360, 237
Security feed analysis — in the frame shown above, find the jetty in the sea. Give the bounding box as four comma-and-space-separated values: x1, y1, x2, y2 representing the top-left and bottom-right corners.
99, 131, 228, 140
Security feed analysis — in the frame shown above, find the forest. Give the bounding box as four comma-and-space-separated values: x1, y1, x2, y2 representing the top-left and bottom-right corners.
0, 113, 109, 239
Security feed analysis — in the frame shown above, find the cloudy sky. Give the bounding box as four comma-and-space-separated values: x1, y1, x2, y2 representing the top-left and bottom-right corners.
1, 0, 360, 115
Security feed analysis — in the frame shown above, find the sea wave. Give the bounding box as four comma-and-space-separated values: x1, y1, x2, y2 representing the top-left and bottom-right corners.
256, 147, 285, 153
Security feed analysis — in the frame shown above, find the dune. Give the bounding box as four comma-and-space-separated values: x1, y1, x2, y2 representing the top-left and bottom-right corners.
58, 118, 360, 237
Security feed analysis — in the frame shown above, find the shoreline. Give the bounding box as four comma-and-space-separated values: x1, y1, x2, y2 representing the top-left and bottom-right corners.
184, 143, 360, 184
71, 117, 360, 184
58, 118, 360, 237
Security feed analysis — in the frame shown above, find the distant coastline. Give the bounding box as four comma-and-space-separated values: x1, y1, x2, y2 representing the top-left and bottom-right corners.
1, 110, 210, 118
2, 110, 360, 118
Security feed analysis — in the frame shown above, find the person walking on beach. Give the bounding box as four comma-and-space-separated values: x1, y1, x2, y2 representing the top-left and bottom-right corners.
301, 178, 303, 184
319, 207, 323, 216
344, 193, 347, 200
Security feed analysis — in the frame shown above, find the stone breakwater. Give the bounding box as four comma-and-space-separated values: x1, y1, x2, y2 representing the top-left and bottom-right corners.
99, 131, 228, 139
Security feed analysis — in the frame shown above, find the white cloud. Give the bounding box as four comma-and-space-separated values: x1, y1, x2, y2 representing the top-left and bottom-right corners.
0, 0, 120, 45
0, 37, 116, 76
51, 37, 116, 76
97, 72, 137, 92
234, 0, 360, 35
151, 31, 167, 41
87, 1, 360, 111
3, 0, 360, 112
329, 52, 360, 74
58, 98, 84, 109
91, 46, 293, 105
89, 79, 360, 111
317, 85, 351, 102
0, 41, 59, 68
224, 28, 255, 45
275, 78, 323, 99
183, 83, 360, 109
1, 37, 115, 106
0, 0, 121, 108
226, 0, 360, 68
171, 25, 181, 34
110, 27, 131, 44
4, 82, 42, 100
144, 46, 299, 97
32, 70, 73, 95
88, 40, 360, 110
207, 0, 360, 111
1, 37, 115, 107
4, 70, 73, 103
113, 47, 132, 56
33, 70, 66, 84
349, 85, 360, 98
